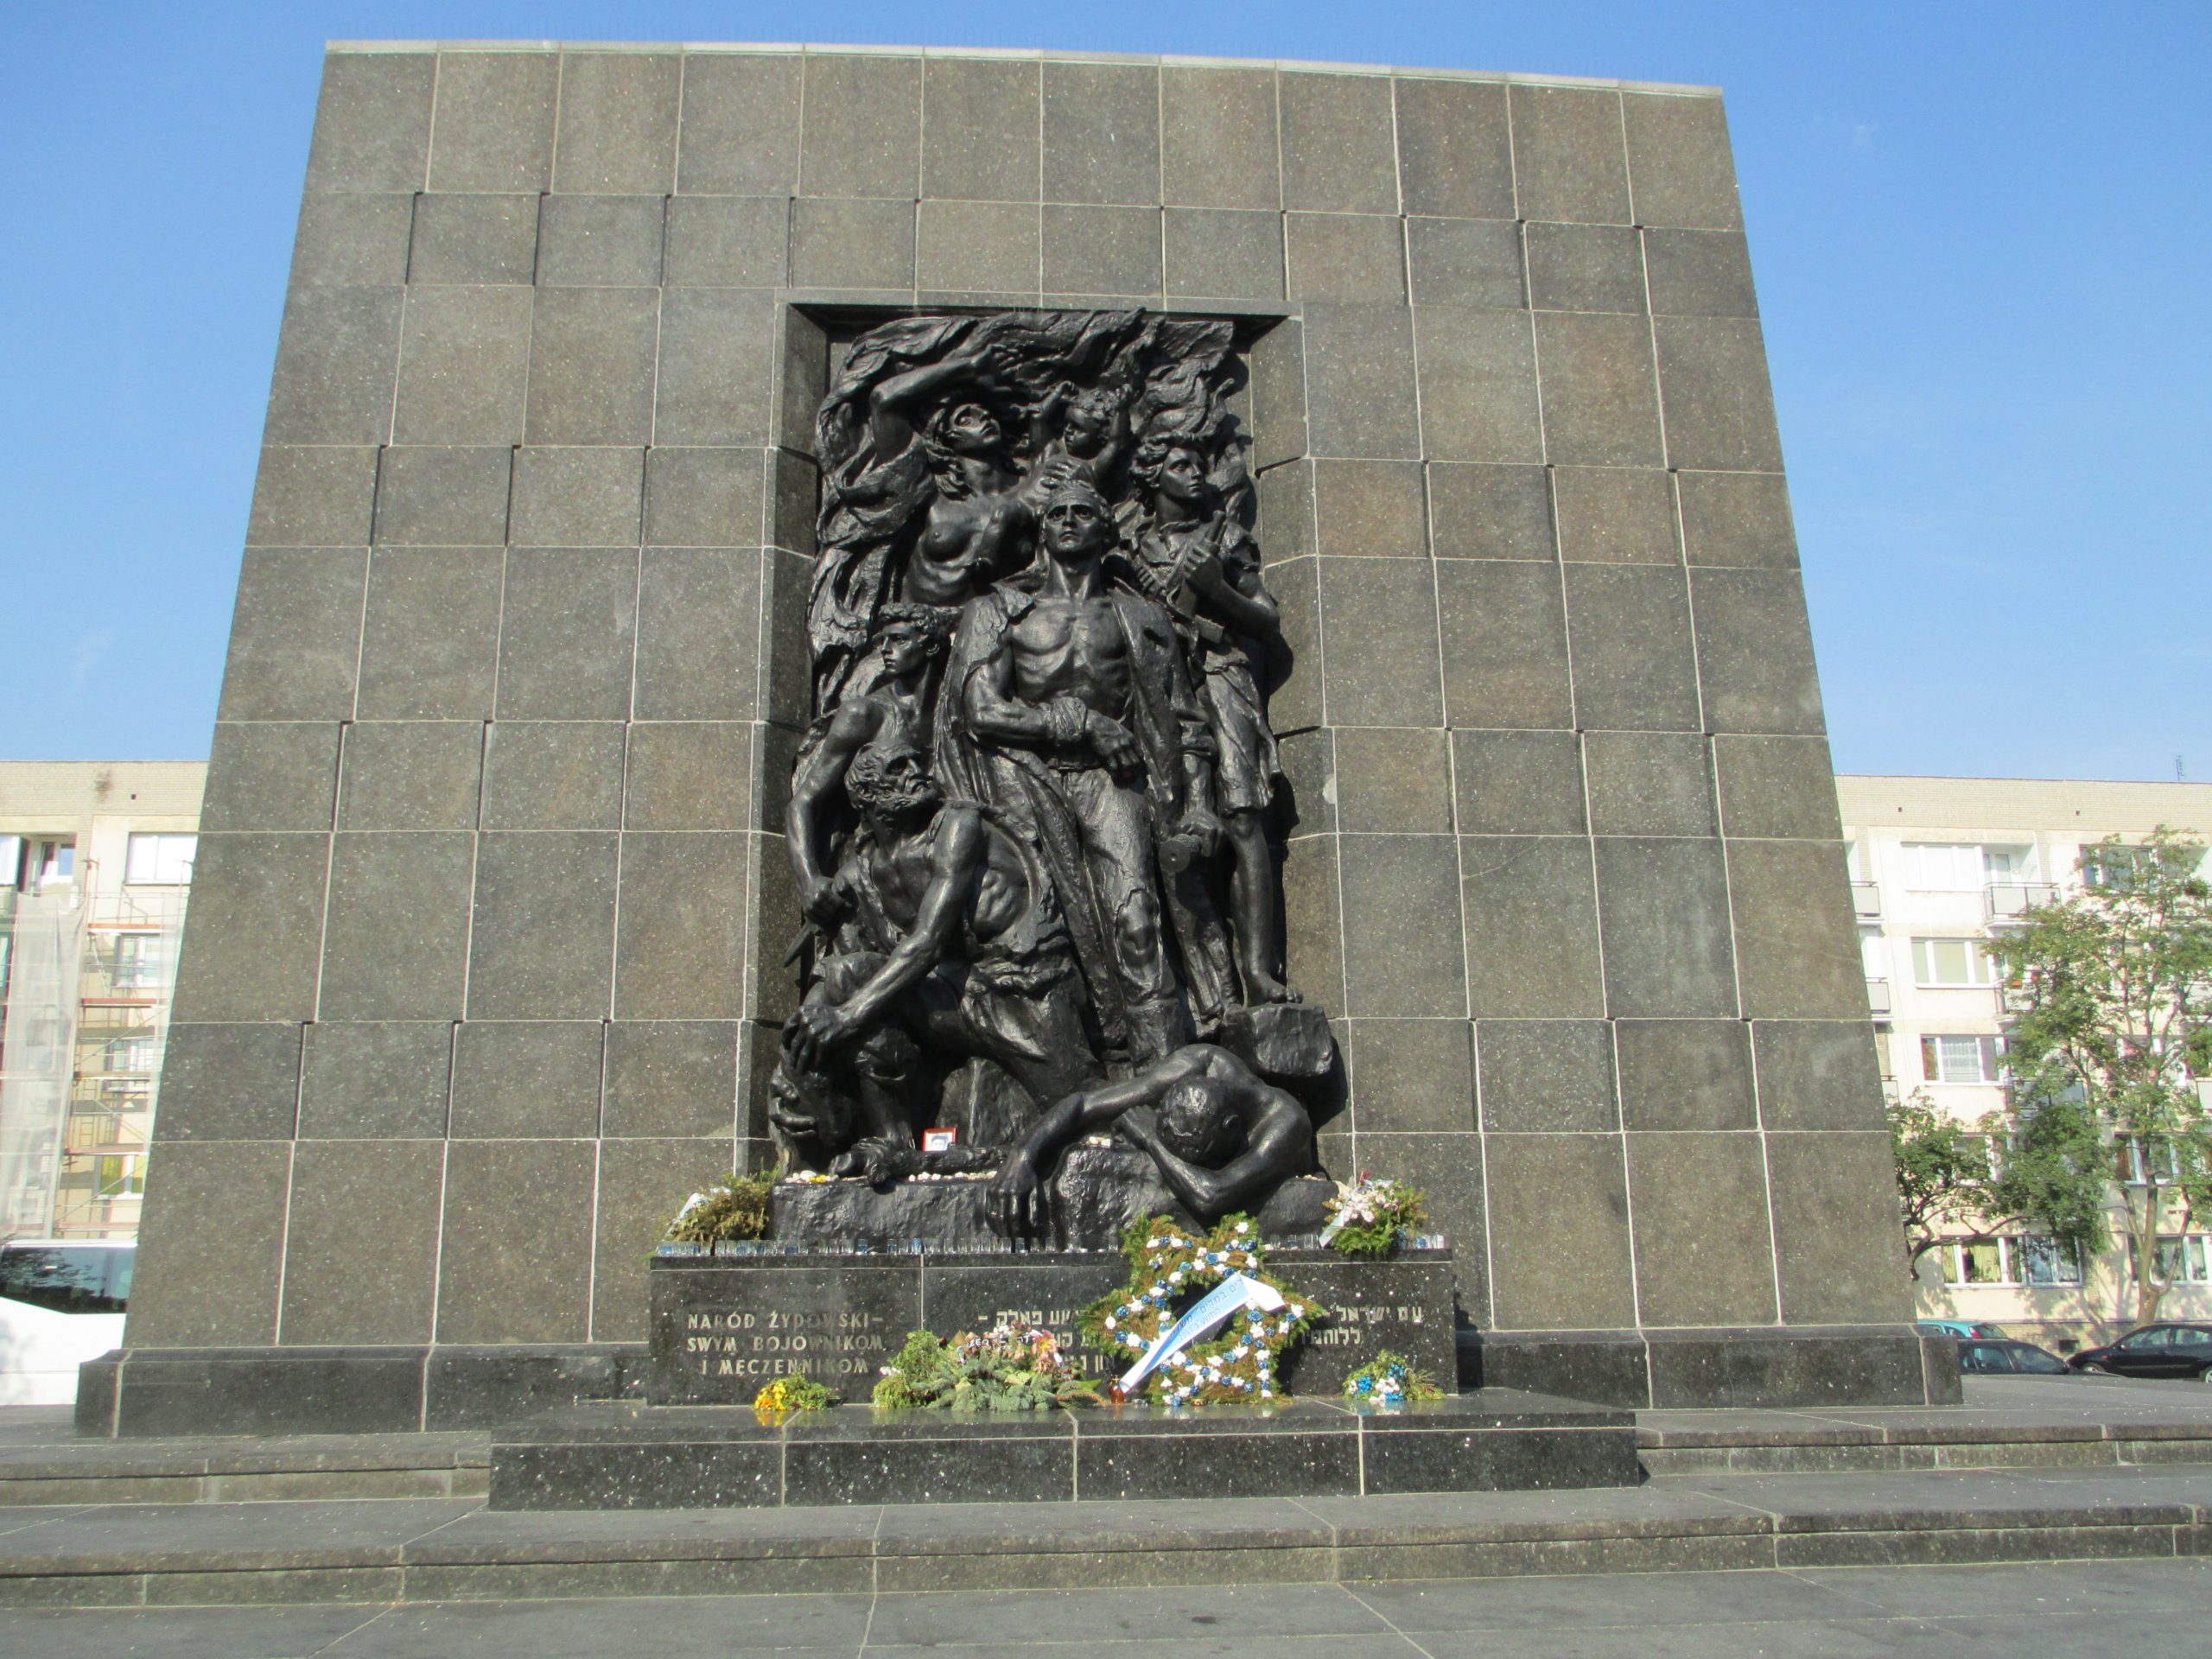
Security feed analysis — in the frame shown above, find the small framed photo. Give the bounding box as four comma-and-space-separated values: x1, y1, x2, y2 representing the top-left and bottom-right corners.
920, 1128, 957, 1153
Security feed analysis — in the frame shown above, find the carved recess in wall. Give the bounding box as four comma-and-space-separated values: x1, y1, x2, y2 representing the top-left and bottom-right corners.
772, 311, 1333, 1234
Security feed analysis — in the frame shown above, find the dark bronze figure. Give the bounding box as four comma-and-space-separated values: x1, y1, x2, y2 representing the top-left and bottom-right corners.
780, 309, 1332, 1217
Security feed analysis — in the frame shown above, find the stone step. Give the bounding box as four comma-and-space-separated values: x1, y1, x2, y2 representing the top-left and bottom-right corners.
488, 1390, 1637, 1510
0, 1465, 2207, 1606
0, 1413, 488, 1508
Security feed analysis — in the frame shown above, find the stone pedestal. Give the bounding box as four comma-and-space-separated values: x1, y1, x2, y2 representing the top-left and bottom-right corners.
648, 1245, 1459, 1403
488, 1388, 1636, 1510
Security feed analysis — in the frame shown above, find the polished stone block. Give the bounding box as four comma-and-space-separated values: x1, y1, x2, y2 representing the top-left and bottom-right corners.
479, 721, 626, 830
278, 1140, 444, 1344
1460, 836, 1605, 1017
307, 52, 433, 193
1483, 1134, 1635, 1330
1287, 213, 1406, 303
554, 51, 679, 194
1414, 307, 1542, 462
923, 56, 1039, 201
466, 832, 620, 1020
1395, 77, 1512, 218
319, 831, 475, 1020
1477, 1020, 1617, 1133
1754, 1020, 1887, 1131
298, 1021, 454, 1140
406, 193, 540, 284
1451, 729, 1585, 836
200, 721, 341, 833
1584, 731, 1717, 837
1510, 85, 1629, 224
1406, 217, 1524, 309
336, 721, 483, 831
1437, 561, 1573, 729
495, 548, 639, 717
427, 49, 557, 192
1624, 1131, 1778, 1326
169, 833, 329, 1024
450, 1020, 604, 1139
291, 191, 413, 286
799, 54, 919, 199
1043, 60, 1159, 206
677, 54, 800, 194
1593, 836, 1739, 1018
664, 197, 787, 288
435, 1140, 599, 1344
1045, 205, 1161, 298
525, 288, 659, 446
1161, 64, 1276, 209
393, 287, 531, 445
1347, 1019, 1476, 1134
602, 1021, 739, 1138
154, 1023, 303, 1142
1614, 1018, 1756, 1131
1165, 207, 1283, 302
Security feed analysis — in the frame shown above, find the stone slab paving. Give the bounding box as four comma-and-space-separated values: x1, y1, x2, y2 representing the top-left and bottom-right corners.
0, 1559, 2209, 1656
0, 1462, 2209, 1605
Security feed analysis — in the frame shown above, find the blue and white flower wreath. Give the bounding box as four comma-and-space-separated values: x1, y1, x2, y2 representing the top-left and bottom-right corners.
1080, 1214, 1315, 1405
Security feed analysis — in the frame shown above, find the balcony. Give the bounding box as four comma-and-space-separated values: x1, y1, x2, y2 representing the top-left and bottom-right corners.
1985, 881, 2057, 924
1865, 977, 1892, 1017
1852, 880, 1881, 918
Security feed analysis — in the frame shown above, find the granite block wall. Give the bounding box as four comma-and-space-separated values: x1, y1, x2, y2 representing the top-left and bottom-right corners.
127, 42, 1910, 1362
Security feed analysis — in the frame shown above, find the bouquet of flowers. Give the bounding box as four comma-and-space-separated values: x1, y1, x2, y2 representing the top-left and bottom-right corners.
1321, 1174, 1428, 1258
872, 1318, 1100, 1411
752, 1373, 839, 1418
664, 1173, 772, 1243
1342, 1350, 1445, 1405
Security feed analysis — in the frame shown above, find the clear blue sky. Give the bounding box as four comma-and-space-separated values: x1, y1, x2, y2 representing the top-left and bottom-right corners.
3, 3, 2206, 780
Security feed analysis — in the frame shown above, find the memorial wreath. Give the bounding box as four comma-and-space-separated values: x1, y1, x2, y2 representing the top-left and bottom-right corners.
1080, 1215, 1315, 1405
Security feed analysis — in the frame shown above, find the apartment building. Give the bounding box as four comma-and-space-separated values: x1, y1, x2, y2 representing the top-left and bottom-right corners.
1838, 774, 2212, 1348
0, 762, 204, 1242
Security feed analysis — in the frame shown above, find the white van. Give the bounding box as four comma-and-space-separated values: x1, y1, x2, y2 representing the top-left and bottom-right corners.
0, 1240, 132, 1405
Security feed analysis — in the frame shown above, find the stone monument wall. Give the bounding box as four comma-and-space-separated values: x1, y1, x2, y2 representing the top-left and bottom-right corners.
110, 41, 1924, 1430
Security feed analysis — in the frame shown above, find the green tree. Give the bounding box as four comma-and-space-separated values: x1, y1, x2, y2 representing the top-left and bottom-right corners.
1888, 1090, 2105, 1281
1986, 828, 2212, 1325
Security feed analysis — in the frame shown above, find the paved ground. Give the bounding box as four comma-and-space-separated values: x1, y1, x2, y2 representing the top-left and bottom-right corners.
0, 1558, 2205, 1656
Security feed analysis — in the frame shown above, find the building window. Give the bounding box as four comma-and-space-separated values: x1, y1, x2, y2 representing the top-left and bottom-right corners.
102, 1036, 160, 1076
2121, 1139, 2186, 1185
124, 833, 196, 886
2018, 1236, 2084, 1286
110, 932, 169, 990
94, 1155, 143, 1201
1941, 1236, 2082, 1287
2083, 844, 2154, 892
1913, 938, 1999, 987
1922, 1034, 2004, 1084
1902, 843, 2023, 892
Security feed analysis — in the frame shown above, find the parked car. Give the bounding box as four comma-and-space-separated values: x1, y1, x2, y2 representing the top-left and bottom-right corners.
1956, 1338, 2071, 1375
2064, 1324, 2212, 1381
1918, 1318, 2006, 1339
0, 1240, 132, 1405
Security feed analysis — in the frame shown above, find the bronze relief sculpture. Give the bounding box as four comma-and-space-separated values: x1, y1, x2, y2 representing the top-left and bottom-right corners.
777, 310, 1330, 1235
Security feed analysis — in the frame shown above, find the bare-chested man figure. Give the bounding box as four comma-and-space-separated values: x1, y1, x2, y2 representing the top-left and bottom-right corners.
985, 1044, 1316, 1236
779, 741, 1099, 1157
947, 479, 1229, 1065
